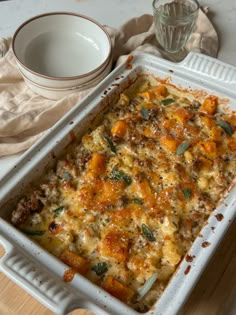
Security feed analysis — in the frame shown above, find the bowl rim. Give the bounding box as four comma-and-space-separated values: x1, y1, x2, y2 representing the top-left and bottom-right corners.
12, 11, 113, 81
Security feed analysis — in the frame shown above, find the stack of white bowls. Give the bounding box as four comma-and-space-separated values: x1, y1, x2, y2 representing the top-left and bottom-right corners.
12, 12, 113, 100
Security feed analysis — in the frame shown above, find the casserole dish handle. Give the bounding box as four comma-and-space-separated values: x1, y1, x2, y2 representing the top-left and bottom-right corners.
0, 234, 89, 315
180, 52, 236, 88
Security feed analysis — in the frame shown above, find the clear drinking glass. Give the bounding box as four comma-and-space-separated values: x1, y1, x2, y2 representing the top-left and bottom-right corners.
152, 0, 199, 53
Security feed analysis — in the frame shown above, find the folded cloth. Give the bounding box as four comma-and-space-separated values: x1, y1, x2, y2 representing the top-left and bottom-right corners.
0, 8, 218, 157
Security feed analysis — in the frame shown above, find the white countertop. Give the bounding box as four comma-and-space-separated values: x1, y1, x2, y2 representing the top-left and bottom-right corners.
0, 0, 235, 178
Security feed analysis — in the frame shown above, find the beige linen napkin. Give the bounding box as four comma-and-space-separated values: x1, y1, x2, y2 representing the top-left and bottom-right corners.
0, 8, 218, 157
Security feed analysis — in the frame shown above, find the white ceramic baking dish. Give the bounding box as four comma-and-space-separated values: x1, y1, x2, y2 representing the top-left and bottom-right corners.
0, 52, 236, 315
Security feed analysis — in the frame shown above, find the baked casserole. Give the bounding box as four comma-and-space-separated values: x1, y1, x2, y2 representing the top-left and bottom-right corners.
11, 75, 236, 312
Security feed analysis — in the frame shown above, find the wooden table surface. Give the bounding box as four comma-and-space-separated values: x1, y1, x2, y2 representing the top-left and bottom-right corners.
0, 218, 235, 315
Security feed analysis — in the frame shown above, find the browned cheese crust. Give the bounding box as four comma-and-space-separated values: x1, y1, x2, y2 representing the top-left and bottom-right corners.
11, 75, 236, 312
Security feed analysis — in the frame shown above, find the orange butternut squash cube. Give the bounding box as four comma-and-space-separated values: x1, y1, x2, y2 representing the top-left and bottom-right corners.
96, 179, 125, 205
199, 115, 216, 129
227, 138, 236, 151
142, 126, 158, 139
139, 90, 155, 101
139, 85, 167, 101
198, 140, 217, 159
135, 177, 156, 208
209, 126, 222, 142
199, 96, 218, 115
159, 135, 180, 152
162, 118, 176, 131
60, 249, 89, 275
171, 108, 192, 124
87, 152, 106, 175
111, 120, 128, 138
100, 230, 129, 262
102, 275, 135, 302
154, 85, 168, 97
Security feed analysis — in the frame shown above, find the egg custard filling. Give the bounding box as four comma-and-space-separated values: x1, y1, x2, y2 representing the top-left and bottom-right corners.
11, 75, 236, 312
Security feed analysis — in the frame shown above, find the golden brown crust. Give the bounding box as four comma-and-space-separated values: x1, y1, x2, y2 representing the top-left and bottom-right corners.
12, 75, 236, 312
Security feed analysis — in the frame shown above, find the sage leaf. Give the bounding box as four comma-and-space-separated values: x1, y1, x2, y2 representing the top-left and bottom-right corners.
52, 206, 64, 218
91, 262, 108, 276
140, 107, 150, 120
142, 223, 156, 242
217, 120, 234, 136
104, 135, 116, 153
182, 188, 192, 200
161, 98, 175, 106
133, 198, 143, 205
111, 169, 132, 185
63, 172, 72, 182
176, 141, 190, 155
21, 229, 45, 236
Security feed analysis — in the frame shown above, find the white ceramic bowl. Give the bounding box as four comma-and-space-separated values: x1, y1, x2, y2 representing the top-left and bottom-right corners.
20, 55, 113, 100
12, 12, 112, 94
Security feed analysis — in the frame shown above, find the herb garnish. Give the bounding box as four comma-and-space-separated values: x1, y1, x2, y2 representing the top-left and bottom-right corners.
104, 135, 116, 153
142, 224, 156, 242
140, 107, 150, 120
176, 141, 190, 155
63, 172, 72, 182
137, 272, 158, 300
21, 229, 45, 236
52, 206, 64, 218
182, 188, 192, 200
217, 120, 234, 136
91, 262, 108, 276
161, 98, 175, 106
133, 198, 144, 205
110, 169, 132, 185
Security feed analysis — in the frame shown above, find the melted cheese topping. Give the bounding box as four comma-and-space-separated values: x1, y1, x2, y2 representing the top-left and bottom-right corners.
12, 75, 236, 312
